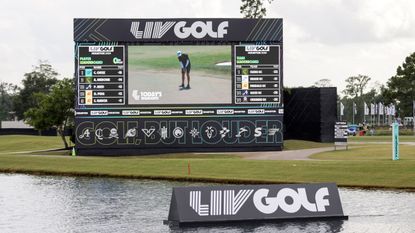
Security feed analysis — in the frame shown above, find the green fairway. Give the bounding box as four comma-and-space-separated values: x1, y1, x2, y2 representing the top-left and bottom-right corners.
0, 135, 68, 153
283, 140, 332, 150
311, 144, 415, 160
0, 152, 414, 189
0, 135, 331, 153
0, 135, 414, 189
128, 45, 231, 75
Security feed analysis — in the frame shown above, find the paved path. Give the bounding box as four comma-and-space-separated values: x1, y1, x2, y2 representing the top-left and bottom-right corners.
235, 141, 415, 161
235, 147, 335, 160
349, 141, 415, 146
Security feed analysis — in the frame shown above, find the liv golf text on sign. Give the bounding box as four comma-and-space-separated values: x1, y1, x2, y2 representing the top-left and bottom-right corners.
167, 183, 347, 224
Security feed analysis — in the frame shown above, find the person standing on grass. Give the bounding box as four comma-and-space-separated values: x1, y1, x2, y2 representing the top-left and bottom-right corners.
177, 51, 191, 89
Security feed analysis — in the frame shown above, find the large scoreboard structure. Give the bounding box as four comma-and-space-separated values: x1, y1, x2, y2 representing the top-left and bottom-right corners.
74, 18, 283, 155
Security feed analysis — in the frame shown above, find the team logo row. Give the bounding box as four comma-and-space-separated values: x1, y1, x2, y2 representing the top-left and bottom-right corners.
79, 126, 280, 141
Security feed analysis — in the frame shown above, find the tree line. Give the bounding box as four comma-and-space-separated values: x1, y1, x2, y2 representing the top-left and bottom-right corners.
239, 0, 414, 126
0, 62, 74, 148
335, 52, 415, 126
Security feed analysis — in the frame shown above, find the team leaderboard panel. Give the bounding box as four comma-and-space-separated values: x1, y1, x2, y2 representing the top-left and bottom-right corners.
235, 45, 281, 105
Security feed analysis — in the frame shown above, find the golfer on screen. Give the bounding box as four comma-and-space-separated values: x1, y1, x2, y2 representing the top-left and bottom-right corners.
177, 51, 191, 89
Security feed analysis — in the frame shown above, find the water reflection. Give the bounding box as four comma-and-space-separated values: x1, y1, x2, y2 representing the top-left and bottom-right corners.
171, 220, 345, 233
0, 174, 414, 233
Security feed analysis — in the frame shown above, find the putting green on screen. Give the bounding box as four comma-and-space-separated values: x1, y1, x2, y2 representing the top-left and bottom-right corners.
128, 45, 231, 75
127, 45, 233, 105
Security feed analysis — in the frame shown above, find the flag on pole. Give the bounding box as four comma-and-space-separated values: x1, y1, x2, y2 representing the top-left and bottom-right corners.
364, 102, 369, 115
412, 100, 415, 117
340, 102, 344, 116
413, 100, 415, 117
413, 100, 415, 132
353, 102, 357, 114
379, 102, 384, 115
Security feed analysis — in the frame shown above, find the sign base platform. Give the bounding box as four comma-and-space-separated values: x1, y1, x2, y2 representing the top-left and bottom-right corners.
164, 215, 348, 227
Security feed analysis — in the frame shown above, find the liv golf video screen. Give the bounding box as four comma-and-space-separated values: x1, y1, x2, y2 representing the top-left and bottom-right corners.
74, 18, 283, 155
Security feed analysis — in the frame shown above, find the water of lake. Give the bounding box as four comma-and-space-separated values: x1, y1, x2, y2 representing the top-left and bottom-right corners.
0, 174, 414, 233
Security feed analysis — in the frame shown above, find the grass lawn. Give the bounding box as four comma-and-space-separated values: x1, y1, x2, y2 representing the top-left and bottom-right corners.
311, 144, 415, 160
0, 135, 414, 190
0, 135, 68, 153
283, 140, 332, 150
1, 152, 414, 189
0, 136, 332, 153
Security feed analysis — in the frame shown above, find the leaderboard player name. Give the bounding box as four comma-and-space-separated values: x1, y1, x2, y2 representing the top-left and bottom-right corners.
93, 78, 120, 82
94, 99, 109, 103
250, 98, 268, 102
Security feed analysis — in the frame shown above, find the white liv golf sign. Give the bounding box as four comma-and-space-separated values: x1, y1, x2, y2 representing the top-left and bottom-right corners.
167, 183, 347, 225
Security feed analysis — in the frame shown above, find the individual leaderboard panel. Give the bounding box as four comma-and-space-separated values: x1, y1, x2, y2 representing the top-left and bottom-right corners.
235, 45, 281, 104
78, 45, 125, 105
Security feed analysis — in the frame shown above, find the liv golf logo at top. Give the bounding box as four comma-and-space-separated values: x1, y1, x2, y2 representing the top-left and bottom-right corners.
130, 21, 229, 39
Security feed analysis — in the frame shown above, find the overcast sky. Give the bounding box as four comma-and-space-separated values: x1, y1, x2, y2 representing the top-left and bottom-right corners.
1, 0, 414, 92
